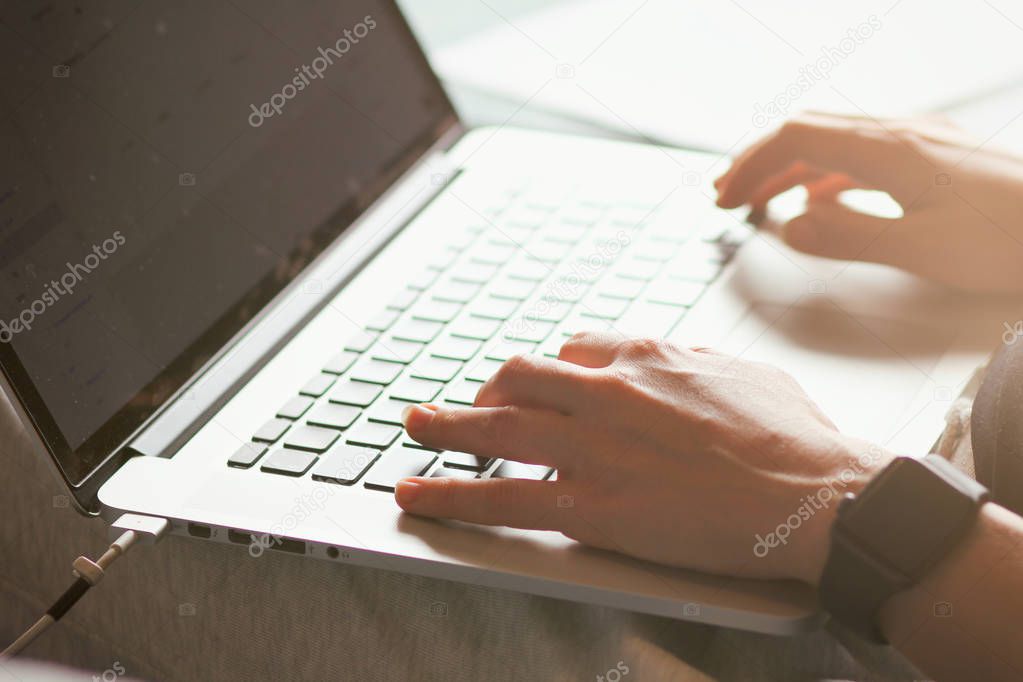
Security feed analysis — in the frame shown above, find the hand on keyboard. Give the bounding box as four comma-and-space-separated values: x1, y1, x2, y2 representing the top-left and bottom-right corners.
716, 112, 1023, 294
396, 332, 892, 586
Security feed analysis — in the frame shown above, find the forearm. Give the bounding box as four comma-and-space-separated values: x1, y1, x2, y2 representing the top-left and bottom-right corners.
878, 504, 1023, 682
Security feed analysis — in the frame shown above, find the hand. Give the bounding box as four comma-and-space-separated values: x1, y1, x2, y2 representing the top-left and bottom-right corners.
716, 112, 1023, 294
396, 333, 892, 585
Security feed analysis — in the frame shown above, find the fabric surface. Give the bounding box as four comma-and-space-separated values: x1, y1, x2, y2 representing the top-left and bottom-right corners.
0, 390, 925, 682
972, 340, 1023, 514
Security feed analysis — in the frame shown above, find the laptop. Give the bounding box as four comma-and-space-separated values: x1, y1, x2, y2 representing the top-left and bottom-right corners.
1, 0, 1006, 635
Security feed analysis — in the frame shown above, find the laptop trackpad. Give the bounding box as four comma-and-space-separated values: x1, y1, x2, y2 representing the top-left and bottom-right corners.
719, 303, 955, 443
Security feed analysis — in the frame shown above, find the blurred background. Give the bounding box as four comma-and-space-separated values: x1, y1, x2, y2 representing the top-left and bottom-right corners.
399, 0, 1023, 154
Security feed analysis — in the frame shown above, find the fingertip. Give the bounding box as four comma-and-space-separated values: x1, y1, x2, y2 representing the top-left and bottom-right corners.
395, 478, 425, 509
401, 403, 438, 432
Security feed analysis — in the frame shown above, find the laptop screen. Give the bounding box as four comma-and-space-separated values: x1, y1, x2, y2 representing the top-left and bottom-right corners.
0, 1, 456, 486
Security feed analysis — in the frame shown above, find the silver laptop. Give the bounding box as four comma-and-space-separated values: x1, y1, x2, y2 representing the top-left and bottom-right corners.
1, 0, 1005, 635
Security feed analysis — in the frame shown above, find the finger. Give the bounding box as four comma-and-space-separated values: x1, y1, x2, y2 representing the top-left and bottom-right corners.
718, 114, 928, 209
395, 477, 565, 530
781, 202, 912, 264
745, 161, 827, 209
804, 174, 860, 203
557, 330, 629, 368
473, 353, 595, 414
402, 403, 581, 469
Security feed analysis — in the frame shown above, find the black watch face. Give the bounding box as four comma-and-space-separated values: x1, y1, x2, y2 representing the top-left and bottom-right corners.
842, 458, 977, 576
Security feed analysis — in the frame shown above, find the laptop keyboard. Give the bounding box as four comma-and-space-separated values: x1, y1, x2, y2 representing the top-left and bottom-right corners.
227, 185, 746, 491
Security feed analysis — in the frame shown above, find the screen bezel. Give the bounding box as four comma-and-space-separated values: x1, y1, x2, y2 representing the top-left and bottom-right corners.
0, 0, 460, 502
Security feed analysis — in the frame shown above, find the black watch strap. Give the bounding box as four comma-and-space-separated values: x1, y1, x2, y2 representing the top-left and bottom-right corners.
819, 454, 989, 643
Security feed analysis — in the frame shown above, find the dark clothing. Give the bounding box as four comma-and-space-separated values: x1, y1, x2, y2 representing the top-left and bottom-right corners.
972, 339, 1023, 514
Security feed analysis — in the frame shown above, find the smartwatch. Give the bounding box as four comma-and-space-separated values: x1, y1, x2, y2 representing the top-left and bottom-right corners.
818, 454, 989, 643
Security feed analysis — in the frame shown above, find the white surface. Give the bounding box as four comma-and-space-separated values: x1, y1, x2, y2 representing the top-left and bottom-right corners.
434, 0, 1023, 151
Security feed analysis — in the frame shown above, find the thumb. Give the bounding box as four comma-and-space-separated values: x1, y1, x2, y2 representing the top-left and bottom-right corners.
782, 202, 905, 265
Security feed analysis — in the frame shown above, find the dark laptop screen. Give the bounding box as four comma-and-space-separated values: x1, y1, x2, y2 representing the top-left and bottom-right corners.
0, 1, 456, 485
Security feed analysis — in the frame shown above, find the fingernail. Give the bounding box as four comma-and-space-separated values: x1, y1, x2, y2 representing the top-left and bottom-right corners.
395, 480, 422, 506
401, 403, 437, 428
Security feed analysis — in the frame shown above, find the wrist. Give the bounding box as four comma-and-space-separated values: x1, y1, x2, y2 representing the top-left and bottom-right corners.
793, 435, 893, 586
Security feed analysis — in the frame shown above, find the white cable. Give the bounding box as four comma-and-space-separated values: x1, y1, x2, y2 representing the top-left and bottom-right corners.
1, 514, 167, 659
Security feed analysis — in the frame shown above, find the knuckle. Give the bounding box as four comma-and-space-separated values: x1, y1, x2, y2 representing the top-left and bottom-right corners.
622, 337, 675, 360
593, 366, 637, 397
478, 407, 518, 454
497, 353, 533, 380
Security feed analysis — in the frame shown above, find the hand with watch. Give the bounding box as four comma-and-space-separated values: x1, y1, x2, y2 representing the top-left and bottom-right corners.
819, 454, 989, 643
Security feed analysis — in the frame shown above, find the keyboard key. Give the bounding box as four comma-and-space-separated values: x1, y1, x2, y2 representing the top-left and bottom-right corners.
614, 259, 659, 282
537, 333, 567, 358
443, 380, 481, 405
485, 339, 537, 361
345, 330, 379, 353
283, 425, 341, 453
544, 223, 588, 244
410, 298, 462, 323
429, 466, 480, 480
502, 319, 556, 343
450, 262, 499, 284
646, 278, 706, 307
329, 380, 382, 407
490, 460, 553, 480
632, 241, 679, 263
390, 376, 444, 402
469, 296, 519, 321
300, 373, 336, 398
363, 444, 437, 491
392, 318, 444, 343
524, 241, 570, 264
469, 241, 517, 265
387, 288, 419, 311
464, 357, 504, 382
365, 398, 410, 425
524, 299, 572, 323
615, 301, 684, 338
370, 339, 423, 365
349, 358, 403, 385
228, 443, 267, 469
442, 451, 493, 471
490, 277, 536, 301
560, 312, 615, 337
451, 315, 502, 341
311, 444, 380, 485
306, 403, 361, 430
323, 350, 359, 375
431, 335, 482, 362
346, 420, 403, 449
260, 448, 317, 477
410, 355, 462, 382
433, 279, 481, 304
277, 395, 314, 420
367, 308, 400, 332
253, 418, 291, 444
506, 258, 550, 282
597, 275, 646, 300
667, 255, 722, 282
580, 295, 629, 320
